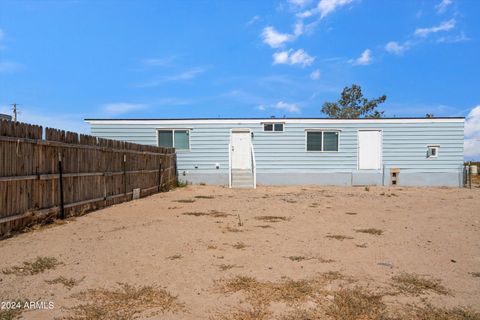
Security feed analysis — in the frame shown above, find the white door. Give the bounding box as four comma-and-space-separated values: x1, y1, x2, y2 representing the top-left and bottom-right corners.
358, 130, 382, 170
231, 130, 251, 169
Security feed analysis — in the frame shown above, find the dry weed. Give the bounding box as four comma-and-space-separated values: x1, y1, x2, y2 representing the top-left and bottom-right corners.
217, 272, 344, 306
213, 305, 271, 320
175, 199, 195, 203
254, 216, 290, 223
255, 225, 273, 229
218, 264, 242, 271
46, 276, 84, 290
2, 256, 61, 276
166, 255, 183, 260
326, 235, 354, 241
183, 210, 228, 218
285, 256, 312, 262
66, 283, 184, 319
224, 226, 244, 233
405, 304, 480, 320
391, 273, 449, 296
326, 287, 386, 320
232, 242, 248, 249
355, 228, 383, 236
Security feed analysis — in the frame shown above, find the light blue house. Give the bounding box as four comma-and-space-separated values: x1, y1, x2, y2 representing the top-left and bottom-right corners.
85, 117, 465, 188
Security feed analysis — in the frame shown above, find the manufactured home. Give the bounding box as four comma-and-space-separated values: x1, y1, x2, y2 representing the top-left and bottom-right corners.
85, 117, 465, 188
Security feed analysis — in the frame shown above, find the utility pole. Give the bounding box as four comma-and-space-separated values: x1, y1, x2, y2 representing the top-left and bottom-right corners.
11, 103, 19, 122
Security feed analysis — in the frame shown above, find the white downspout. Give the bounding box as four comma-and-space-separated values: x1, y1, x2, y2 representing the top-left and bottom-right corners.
251, 142, 256, 189
228, 143, 232, 188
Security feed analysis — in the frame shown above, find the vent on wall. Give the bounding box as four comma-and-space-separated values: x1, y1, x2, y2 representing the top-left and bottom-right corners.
390, 168, 400, 186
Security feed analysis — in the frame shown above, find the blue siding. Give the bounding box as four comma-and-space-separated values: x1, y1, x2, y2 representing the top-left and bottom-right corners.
88, 119, 464, 186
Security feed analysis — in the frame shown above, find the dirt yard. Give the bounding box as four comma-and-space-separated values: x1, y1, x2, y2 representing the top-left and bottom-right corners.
0, 185, 479, 319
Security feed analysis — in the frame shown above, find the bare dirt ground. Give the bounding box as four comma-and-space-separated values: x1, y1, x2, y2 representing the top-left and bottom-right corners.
0, 185, 479, 319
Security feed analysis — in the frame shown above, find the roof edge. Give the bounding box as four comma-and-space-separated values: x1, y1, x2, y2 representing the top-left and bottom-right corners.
85, 117, 465, 121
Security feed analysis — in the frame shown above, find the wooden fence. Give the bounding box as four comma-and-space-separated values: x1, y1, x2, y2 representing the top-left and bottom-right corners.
0, 119, 177, 237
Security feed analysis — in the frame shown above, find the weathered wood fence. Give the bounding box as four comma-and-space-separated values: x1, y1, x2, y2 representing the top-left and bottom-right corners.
0, 119, 177, 237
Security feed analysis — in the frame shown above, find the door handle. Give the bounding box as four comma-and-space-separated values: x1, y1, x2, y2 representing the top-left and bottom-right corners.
231, 146, 235, 152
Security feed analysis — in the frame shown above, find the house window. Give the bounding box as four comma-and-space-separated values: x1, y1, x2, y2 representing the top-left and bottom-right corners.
427, 145, 439, 158
158, 129, 190, 150
306, 131, 339, 152
263, 123, 284, 132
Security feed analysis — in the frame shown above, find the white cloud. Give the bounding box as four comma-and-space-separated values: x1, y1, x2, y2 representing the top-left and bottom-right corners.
350, 49, 372, 65
318, 0, 354, 19
435, 0, 452, 14
414, 19, 455, 37
297, 0, 354, 20
273, 51, 290, 64
297, 9, 315, 18
247, 16, 261, 25
289, 0, 311, 6
385, 41, 408, 55
0, 61, 24, 73
136, 67, 207, 87
464, 105, 480, 158
165, 67, 206, 81
293, 22, 304, 37
102, 103, 147, 115
274, 101, 300, 113
261, 26, 293, 48
141, 57, 174, 67
437, 32, 470, 43
273, 49, 315, 67
256, 101, 301, 113
261, 22, 305, 49
275, 101, 300, 113
290, 49, 315, 66
465, 106, 480, 138
310, 69, 321, 80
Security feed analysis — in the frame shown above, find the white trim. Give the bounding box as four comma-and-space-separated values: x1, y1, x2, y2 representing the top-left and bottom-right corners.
228, 143, 232, 188
262, 122, 285, 132
251, 142, 256, 189
357, 129, 383, 170
305, 130, 340, 152
229, 128, 252, 170
231, 128, 251, 133
304, 128, 342, 132
157, 128, 191, 151
86, 118, 464, 125
427, 145, 439, 159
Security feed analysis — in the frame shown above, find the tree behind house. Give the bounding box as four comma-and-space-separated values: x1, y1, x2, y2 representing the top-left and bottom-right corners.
321, 84, 387, 118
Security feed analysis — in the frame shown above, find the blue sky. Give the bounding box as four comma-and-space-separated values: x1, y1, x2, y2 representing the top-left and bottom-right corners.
0, 0, 479, 157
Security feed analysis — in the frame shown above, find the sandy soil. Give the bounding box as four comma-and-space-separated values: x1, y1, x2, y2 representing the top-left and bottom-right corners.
0, 185, 479, 319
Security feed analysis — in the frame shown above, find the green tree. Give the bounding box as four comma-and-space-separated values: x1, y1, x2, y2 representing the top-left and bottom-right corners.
321, 84, 387, 118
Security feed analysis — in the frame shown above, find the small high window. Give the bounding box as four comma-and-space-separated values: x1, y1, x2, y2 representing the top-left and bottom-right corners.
427, 145, 439, 158
158, 129, 190, 150
263, 123, 284, 132
306, 130, 339, 152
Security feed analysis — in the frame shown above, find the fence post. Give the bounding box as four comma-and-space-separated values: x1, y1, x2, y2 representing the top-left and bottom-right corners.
173, 153, 178, 187
469, 163, 472, 189
158, 156, 163, 192
58, 152, 65, 219
123, 153, 127, 196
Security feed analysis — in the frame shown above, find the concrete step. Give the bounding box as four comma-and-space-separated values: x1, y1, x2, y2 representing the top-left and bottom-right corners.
232, 176, 253, 181
231, 169, 255, 188
232, 183, 254, 188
